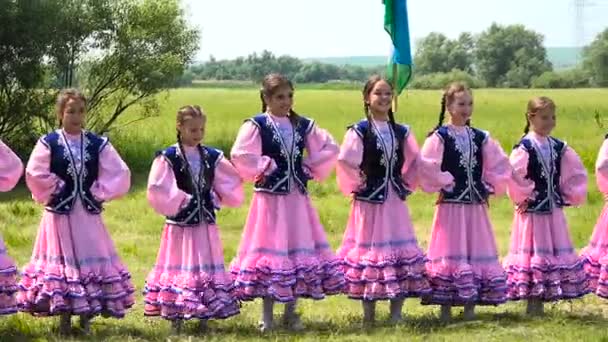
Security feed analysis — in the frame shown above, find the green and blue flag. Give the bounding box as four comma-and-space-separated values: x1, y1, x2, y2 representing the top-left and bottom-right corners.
384, 0, 412, 96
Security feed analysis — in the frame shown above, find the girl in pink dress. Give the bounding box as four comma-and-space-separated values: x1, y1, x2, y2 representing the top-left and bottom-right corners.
419, 82, 511, 322
581, 134, 608, 298
504, 96, 589, 316
143, 105, 243, 333
336, 76, 430, 325
18, 89, 135, 334
229, 74, 344, 332
0, 139, 23, 315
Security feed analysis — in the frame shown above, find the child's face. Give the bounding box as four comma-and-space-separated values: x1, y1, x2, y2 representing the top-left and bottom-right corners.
178, 116, 206, 146
367, 80, 393, 116
447, 91, 473, 125
61, 98, 85, 132
529, 107, 556, 136
264, 86, 293, 116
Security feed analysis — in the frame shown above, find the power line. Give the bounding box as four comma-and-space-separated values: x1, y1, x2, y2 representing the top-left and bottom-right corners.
573, 0, 608, 62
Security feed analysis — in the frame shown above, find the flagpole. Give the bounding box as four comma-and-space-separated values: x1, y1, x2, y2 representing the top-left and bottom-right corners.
392, 63, 398, 113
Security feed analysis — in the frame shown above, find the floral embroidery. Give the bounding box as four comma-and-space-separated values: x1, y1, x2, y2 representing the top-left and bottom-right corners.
524, 135, 566, 212
372, 123, 393, 168
199, 153, 211, 190
179, 146, 207, 192
256, 114, 309, 193
447, 126, 478, 170
291, 121, 303, 160
265, 114, 306, 173
265, 115, 291, 160
57, 133, 76, 179
549, 139, 559, 173
81, 133, 92, 179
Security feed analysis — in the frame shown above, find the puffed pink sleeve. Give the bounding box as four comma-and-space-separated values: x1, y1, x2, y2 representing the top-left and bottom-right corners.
146, 156, 191, 216
418, 133, 454, 193
402, 132, 421, 190
560, 146, 587, 205
0, 140, 23, 192
230, 121, 277, 182
213, 156, 244, 208
506, 146, 535, 204
481, 135, 512, 196
303, 124, 339, 181
90, 143, 131, 202
336, 129, 364, 196
595, 139, 608, 194
25, 139, 63, 204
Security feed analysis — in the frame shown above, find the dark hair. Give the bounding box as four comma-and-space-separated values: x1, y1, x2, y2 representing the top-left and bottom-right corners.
260, 73, 300, 126
56, 88, 86, 128
523, 96, 556, 136
427, 81, 472, 136
362, 75, 402, 152
176, 105, 206, 189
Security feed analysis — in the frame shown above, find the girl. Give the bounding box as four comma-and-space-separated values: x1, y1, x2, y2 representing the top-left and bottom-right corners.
229, 73, 344, 332
336, 75, 430, 325
503, 96, 589, 315
0, 139, 23, 315
419, 82, 511, 322
18, 89, 135, 334
581, 133, 608, 299
143, 105, 243, 333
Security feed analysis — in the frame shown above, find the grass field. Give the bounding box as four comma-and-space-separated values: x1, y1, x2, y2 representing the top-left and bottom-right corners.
1, 87, 608, 341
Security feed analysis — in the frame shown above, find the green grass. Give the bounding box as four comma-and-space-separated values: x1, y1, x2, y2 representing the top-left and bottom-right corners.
1, 88, 608, 341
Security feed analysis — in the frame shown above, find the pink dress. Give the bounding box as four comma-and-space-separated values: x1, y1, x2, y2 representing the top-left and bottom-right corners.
335, 121, 430, 300
503, 133, 589, 301
229, 114, 345, 302
143, 145, 242, 320
0, 139, 23, 315
419, 125, 510, 306
580, 138, 608, 298
18, 130, 135, 317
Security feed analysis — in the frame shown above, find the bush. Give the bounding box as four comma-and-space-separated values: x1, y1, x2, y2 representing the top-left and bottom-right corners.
410, 69, 485, 89
531, 68, 591, 88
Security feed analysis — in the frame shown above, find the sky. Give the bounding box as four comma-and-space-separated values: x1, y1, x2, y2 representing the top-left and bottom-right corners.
182, 0, 608, 62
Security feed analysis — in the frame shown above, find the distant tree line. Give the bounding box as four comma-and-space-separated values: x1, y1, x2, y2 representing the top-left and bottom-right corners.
184, 50, 383, 84
186, 23, 608, 89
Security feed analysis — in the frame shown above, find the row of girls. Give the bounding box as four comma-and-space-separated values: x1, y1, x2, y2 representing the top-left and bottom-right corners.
1, 73, 608, 335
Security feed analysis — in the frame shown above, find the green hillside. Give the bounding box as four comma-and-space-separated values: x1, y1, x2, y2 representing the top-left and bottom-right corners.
304, 47, 583, 70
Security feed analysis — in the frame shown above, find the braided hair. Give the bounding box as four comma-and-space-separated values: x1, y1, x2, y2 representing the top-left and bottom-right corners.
362, 75, 403, 151
427, 82, 472, 136
523, 96, 555, 137
55, 88, 86, 128
176, 105, 206, 190
427, 94, 447, 137
260, 73, 300, 127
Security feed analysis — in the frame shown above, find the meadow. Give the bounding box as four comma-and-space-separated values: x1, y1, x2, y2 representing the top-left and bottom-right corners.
1, 87, 608, 341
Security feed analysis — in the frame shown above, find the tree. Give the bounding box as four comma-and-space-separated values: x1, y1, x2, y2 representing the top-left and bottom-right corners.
583, 28, 608, 87
188, 52, 385, 83
247, 50, 277, 82
294, 62, 342, 83
449, 33, 475, 74
0, 0, 199, 150
75, 0, 199, 133
175, 70, 195, 87
475, 23, 552, 87
275, 55, 303, 80
48, 0, 114, 89
413, 32, 475, 75
0, 0, 60, 150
